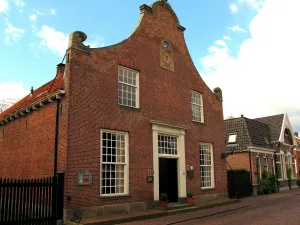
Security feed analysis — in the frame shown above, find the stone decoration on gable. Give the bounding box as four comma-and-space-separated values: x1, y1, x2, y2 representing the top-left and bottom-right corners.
160, 40, 174, 72
68, 31, 90, 53
213, 87, 223, 101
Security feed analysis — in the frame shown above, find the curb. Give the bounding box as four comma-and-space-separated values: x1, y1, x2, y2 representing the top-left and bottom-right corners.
83, 200, 239, 225
168, 192, 300, 225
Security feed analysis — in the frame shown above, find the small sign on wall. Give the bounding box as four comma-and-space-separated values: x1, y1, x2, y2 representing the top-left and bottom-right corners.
78, 171, 92, 186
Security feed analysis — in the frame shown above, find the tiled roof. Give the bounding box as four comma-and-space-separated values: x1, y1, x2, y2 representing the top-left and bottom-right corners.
244, 117, 271, 147
254, 114, 284, 142
225, 116, 272, 153
0, 74, 64, 121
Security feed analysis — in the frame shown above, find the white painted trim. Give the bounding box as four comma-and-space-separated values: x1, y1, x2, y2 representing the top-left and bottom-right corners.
0, 90, 65, 126
151, 123, 186, 201
278, 113, 286, 142
249, 149, 275, 154
150, 120, 188, 131
200, 142, 215, 189
99, 129, 129, 196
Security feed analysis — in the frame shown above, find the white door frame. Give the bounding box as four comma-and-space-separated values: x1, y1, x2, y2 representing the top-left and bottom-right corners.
150, 120, 187, 201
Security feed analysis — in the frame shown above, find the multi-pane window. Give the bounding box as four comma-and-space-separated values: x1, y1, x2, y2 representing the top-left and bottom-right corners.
286, 155, 296, 178
276, 152, 286, 180
256, 156, 261, 179
200, 143, 214, 189
263, 157, 268, 172
271, 157, 275, 174
158, 135, 177, 155
101, 130, 128, 196
191, 91, 204, 123
118, 66, 139, 108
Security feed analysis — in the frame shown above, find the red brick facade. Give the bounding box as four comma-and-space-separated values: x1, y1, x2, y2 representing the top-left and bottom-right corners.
0, 1, 227, 215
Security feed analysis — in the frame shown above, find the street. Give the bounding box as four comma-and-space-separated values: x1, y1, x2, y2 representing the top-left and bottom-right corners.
122, 195, 300, 225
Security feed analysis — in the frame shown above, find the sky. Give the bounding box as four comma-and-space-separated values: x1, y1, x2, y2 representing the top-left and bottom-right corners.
0, 0, 299, 133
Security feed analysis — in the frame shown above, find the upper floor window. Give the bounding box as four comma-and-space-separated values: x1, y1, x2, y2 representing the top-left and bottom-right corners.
191, 91, 204, 123
118, 66, 139, 108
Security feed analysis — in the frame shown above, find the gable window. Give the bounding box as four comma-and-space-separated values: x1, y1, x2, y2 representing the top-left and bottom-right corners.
228, 133, 237, 143
100, 130, 129, 196
191, 91, 204, 123
200, 143, 214, 189
118, 66, 139, 108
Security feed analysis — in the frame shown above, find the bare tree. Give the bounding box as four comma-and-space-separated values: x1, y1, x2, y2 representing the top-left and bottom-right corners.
226, 115, 235, 119
0, 98, 18, 113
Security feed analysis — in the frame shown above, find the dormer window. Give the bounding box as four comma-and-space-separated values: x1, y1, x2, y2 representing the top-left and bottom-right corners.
228, 133, 237, 143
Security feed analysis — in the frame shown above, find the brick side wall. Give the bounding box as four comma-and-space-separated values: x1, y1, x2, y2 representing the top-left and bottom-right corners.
0, 104, 56, 178
64, 3, 227, 209
226, 152, 250, 172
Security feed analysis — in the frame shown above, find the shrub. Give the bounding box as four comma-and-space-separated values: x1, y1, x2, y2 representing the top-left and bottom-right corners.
160, 193, 168, 201
187, 191, 193, 198
258, 171, 278, 195
297, 179, 300, 187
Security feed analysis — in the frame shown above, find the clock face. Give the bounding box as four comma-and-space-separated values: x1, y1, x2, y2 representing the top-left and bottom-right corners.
163, 40, 171, 50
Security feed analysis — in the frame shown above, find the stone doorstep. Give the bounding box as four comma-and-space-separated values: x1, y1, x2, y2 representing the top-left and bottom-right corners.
74, 198, 238, 225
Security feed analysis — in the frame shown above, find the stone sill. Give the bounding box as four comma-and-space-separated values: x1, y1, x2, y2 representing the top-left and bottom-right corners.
100, 195, 132, 201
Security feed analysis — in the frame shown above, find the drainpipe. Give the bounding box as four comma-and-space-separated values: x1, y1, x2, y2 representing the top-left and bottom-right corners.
54, 98, 61, 176
249, 150, 253, 195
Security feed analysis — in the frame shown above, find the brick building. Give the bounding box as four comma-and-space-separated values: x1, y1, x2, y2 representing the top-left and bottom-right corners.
293, 132, 300, 177
0, 0, 227, 218
225, 114, 298, 195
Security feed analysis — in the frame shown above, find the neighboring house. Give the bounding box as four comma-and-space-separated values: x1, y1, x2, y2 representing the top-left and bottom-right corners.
225, 114, 298, 195
0, 0, 227, 218
293, 132, 300, 178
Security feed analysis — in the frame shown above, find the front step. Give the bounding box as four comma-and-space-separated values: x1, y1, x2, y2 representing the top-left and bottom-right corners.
157, 202, 195, 211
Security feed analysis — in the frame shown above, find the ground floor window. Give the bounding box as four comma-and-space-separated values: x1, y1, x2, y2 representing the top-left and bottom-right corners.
276, 151, 285, 180
256, 156, 261, 179
263, 156, 268, 172
100, 130, 128, 196
200, 143, 214, 189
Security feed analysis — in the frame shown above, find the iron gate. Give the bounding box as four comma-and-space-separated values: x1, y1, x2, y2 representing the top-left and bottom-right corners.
0, 173, 64, 225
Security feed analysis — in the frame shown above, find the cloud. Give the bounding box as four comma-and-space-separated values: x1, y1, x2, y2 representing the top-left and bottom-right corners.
38, 26, 68, 56
37, 26, 105, 56
0, 82, 28, 100
12, 0, 25, 12
201, 0, 300, 130
229, 3, 238, 13
215, 40, 227, 47
0, 0, 9, 13
49, 8, 56, 15
4, 22, 24, 44
230, 25, 247, 32
223, 36, 231, 40
29, 14, 37, 22
238, 0, 264, 10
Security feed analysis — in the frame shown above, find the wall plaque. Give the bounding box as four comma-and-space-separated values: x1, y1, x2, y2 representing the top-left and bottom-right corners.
77, 171, 92, 186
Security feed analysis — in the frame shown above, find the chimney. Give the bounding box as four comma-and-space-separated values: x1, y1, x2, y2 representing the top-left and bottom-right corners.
241, 114, 244, 118
56, 63, 65, 77
295, 132, 298, 137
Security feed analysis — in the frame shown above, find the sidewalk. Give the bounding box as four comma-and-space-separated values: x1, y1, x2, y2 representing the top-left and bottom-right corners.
67, 188, 300, 225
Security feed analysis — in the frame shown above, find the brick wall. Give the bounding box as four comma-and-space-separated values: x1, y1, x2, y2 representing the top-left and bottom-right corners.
0, 103, 57, 178
64, 2, 227, 209
226, 152, 250, 171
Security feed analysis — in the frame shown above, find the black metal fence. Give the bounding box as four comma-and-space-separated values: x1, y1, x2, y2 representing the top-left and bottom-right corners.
227, 170, 252, 199
0, 173, 64, 225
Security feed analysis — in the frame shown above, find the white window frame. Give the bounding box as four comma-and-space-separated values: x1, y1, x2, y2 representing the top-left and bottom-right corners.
100, 129, 129, 196
118, 66, 139, 108
271, 156, 275, 174
292, 156, 296, 178
263, 156, 268, 172
256, 156, 261, 179
276, 151, 286, 180
191, 91, 204, 123
200, 142, 214, 189
228, 133, 237, 143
